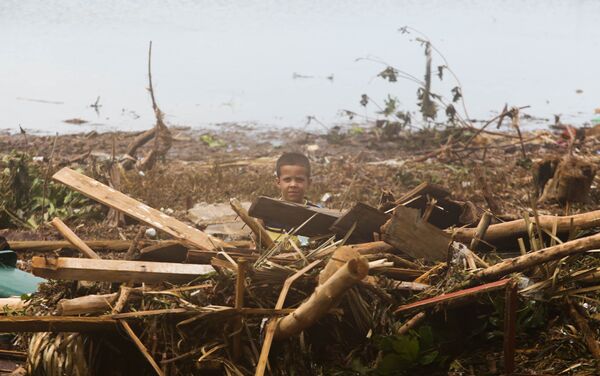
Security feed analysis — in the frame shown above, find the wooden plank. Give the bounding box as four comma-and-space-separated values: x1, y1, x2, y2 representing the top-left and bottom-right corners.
7, 240, 152, 252
32, 256, 214, 284
52, 167, 225, 251
50, 217, 101, 259
330, 202, 390, 242
0, 316, 118, 332
381, 206, 450, 261
248, 196, 342, 237
394, 278, 511, 314
138, 241, 188, 263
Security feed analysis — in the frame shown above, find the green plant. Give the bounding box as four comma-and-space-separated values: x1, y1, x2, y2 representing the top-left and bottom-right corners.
374, 326, 444, 375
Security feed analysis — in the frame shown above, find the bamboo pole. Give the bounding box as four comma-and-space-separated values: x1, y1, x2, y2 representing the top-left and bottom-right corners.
273, 257, 369, 340
453, 209, 600, 243
475, 233, 600, 281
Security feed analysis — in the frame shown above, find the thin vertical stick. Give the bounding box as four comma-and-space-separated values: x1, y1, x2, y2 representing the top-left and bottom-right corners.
503, 281, 518, 374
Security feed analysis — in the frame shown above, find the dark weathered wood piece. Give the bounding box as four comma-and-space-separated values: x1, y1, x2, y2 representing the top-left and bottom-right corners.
0, 316, 118, 332
138, 241, 189, 263
381, 206, 450, 262
330, 202, 390, 242
248, 196, 342, 237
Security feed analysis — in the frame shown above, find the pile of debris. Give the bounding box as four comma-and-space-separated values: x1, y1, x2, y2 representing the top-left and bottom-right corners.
1, 159, 600, 376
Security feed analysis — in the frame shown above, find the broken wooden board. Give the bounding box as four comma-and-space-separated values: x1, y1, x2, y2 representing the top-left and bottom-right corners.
330, 202, 390, 242
52, 167, 226, 251
394, 278, 511, 314
395, 182, 477, 229
381, 206, 451, 262
138, 241, 188, 263
32, 256, 214, 284
7, 240, 155, 252
0, 316, 118, 332
248, 196, 342, 237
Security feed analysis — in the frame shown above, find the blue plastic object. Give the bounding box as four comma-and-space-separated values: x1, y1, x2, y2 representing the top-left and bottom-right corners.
0, 250, 45, 298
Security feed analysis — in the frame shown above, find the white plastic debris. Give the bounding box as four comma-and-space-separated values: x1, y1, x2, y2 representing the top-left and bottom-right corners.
145, 228, 157, 238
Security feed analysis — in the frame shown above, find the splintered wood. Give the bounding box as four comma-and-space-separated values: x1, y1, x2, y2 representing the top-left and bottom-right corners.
52, 167, 226, 251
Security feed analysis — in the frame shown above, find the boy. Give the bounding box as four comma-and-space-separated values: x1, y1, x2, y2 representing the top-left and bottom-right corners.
275, 152, 312, 204
264, 152, 315, 245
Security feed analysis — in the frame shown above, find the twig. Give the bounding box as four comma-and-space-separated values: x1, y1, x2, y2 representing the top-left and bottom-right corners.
120, 320, 165, 376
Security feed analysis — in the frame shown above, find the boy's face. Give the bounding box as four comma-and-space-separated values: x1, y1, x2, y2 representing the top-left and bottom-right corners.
276, 165, 311, 203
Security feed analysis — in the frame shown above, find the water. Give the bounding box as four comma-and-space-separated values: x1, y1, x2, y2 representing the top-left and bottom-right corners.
1, 0, 599, 134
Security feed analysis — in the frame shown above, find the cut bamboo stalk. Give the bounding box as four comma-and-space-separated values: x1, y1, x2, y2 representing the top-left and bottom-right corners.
52, 167, 227, 251
230, 198, 274, 250
273, 257, 369, 340
453, 209, 600, 244
469, 212, 491, 251
32, 256, 214, 284
57, 293, 118, 315
475, 232, 600, 281
50, 218, 101, 259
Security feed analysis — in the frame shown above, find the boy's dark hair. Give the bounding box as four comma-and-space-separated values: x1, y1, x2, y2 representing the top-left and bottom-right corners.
276, 152, 311, 178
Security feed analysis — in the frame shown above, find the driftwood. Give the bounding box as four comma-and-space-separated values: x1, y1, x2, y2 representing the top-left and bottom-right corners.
53, 167, 226, 251
32, 256, 214, 284
453, 209, 600, 244
230, 198, 274, 250
381, 206, 450, 261
273, 257, 369, 340
57, 293, 118, 315
475, 233, 600, 281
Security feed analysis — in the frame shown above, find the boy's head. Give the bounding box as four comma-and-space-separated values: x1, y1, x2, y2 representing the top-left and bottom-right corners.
275, 153, 311, 203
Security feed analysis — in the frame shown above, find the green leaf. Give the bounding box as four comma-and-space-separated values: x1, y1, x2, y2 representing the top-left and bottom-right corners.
392, 335, 419, 363
419, 350, 438, 365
